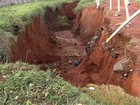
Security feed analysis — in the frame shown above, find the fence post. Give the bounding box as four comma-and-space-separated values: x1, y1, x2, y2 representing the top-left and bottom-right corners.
124, 0, 130, 19
96, 0, 100, 9
110, 0, 112, 10
118, 0, 120, 12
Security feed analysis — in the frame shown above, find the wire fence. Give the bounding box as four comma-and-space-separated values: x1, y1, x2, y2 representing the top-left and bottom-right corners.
0, 0, 38, 6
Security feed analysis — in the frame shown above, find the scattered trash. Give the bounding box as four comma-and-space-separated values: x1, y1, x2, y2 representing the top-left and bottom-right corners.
76, 104, 82, 105
111, 48, 115, 52
123, 73, 128, 77
73, 59, 81, 66
114, 11, 121, 17
89, 87, 95, 90
85, 44, 91, 55
68, 60, 72, 64
130, 69, 133, 72
112, 53, 120, 59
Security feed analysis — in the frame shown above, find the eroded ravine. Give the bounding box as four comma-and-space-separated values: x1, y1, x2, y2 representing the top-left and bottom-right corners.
10, 2, 139, 97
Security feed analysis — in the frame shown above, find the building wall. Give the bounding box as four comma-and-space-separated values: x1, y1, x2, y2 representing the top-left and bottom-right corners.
0, 0, 34, 6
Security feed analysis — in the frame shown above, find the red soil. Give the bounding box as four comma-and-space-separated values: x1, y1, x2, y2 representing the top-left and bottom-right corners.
64, 1, 140, 97
72, 7, 104, 44
10, 17, 61, 64
59, 1, 78, 20
105, 0, 140, 97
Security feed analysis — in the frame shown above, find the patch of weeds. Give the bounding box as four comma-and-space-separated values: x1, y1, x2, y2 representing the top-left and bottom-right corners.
124, 39, 140, 56
74, 0, 105, 13
82, 84, 140, 105
0, 29, 17, 59
50, 36, 58, 44
134, 0, 140, 2
69, 50, 80, 56
57, 15, 70, 27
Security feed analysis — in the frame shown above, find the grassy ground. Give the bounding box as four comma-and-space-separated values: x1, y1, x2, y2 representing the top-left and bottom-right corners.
74, 0, 105, 13
0, 62, 97, 105
134, 0, 140, 2
0, 0, 105, 33
0, 0, 74, 33
0, 62, 140, 105
83, 84, 140, 105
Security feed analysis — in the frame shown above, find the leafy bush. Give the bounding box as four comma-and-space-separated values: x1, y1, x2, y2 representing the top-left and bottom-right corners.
0, 62, 97, 105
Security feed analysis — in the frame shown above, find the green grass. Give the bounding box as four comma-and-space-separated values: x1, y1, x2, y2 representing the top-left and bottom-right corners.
82, 84, 140, 105
74, 0, 105, 13
0, 62, 140, 105
57, 15, 70, 27
134, 0, 140, 2
0, 0, 105, 33
0, 62, 97, 105
0, 0, 74, 33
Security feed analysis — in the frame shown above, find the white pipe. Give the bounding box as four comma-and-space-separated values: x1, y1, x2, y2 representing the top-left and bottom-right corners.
96, 0, 100, 9
110, 0, 112, 10
105, 9, 140, 43
124, 0, 130, 19
118, 0, 120, 12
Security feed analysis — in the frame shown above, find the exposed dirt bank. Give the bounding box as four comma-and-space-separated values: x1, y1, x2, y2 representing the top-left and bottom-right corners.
104, 0, 140, 97
72, 6, 104, 44
64, 6, 136, 96
59, 1, 78, 20
10, 17, 61, 64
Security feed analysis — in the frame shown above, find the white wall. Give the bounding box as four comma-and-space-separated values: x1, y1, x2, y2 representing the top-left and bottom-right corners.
0, 0, 32, 6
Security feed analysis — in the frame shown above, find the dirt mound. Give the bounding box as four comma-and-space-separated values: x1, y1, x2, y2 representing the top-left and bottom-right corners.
10, 17, 61, 64
72, 7, 104, 43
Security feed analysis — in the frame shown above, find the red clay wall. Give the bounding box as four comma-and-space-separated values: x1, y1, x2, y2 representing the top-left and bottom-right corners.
10, 17, 61, 64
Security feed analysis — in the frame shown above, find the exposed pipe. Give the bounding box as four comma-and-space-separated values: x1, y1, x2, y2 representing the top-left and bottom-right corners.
105, 9, 140, 43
